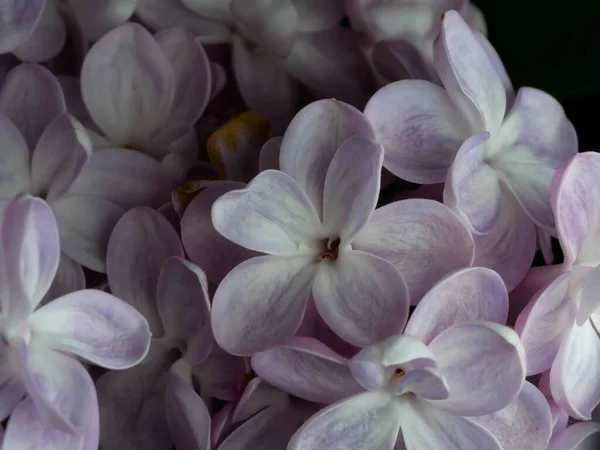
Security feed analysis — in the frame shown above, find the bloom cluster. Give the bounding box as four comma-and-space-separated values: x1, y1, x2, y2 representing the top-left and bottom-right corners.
0, 1, 599, 449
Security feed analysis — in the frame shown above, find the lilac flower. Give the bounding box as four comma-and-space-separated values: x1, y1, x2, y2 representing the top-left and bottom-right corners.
252, 266, 552, 449
210, 99, 474, 355
0, 194, 151, 448
547, 422, 600, 450
516, 152, 600, 420
0, 0, 66, 62
365, 11, 577, 290
80, 23, 215, 179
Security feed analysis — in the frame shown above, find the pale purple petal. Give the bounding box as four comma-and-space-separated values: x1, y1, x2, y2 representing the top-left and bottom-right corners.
313, 250, 409, 347
434, 11, 506, 132
251, 337, 362, 403
473, 32, 514, 106
212, 255, 317, 355
155, 28, 212, 125
290, 0, 344, 32
192, 348, 247, 401
405, 267, 509, 345
28, 289, 151, 370
43, 253, 85, 302
0, 1, 44, 53
279, 99, 375, 217
30, 114, 91, 200
364, 79, 470, 183
0, 63, 66, 149
548, 422, 600, 450
0, 114, 30, 199
51, 195, 124, 272
550, 319, 600, 420
180, 0, 233, 22
211, 170, 323, 255
156, 257, 212, 364
70, 0, 136, 41
371, 40, 434, 83
288, 391, 402, 450
429, 321, 526, 416
322, 136, 383, 242
470, 381, 552, 450
231, 378, 289, 424
0, 375, 24, 421
181, 180, 256, 285
578, 265, 600, 325
352, 199, 475, 303
81, 23, 175, 146
106, 206, 184, 333
395, 367, 449, 400
259, 136, 282, 172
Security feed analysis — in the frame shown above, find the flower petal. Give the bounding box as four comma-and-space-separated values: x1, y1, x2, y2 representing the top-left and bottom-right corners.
211, 170, 323, 255
156, 257, 212, 364
434, 11, 506, 133
0, 113, 30, 199
322, 136, 383, 242
0, 1, 44, 53
313, 250, 409, 347
106, 206, 184, 333
290, 0, 344, 32
279, 99, 375, 217
548, 421, 600, 450
0, 63, 66, 149
395, 367, 449, 400
0, 375, 25, 422
28, 289, 151, 370
470, 381, 552, 450
192, 347, 247, 401
71, 0, 136, 41
371, 40, 434, 82
180, 0, 233, 22
43, 253, 86, 302
251, 336, 362, 403
405, 267, 509, 345
288, 391, 402, 450
352, 198, 474, 303
212, 254, 316, 355
259, 136, 282, 172
550, 319, 600, 420
364, 79, 470, 184
81, 23, 175, 145
429, 321, 526, 416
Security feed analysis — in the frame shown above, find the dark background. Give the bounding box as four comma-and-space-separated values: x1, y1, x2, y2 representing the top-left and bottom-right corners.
473, 0, 600, 151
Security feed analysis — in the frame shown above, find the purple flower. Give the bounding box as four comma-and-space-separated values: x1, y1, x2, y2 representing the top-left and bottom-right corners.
0, 194, 151, 448
210, 99, 474, 355
547, 422, 600, 450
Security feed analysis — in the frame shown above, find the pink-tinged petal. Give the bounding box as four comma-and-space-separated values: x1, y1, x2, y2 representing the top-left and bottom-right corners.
550, 320, 600, 420
155, 28, 212, 125
405, 267, 509, 345
206, 111, 271, 182
232, 37, 298, 133
538, 227, 555, 264
491, 88, 577, 230
0, 375, 25, 421
156, 123, 199, 180
446, 132, 501, 234
548, 421, 600, 450
0, 63, 66, 149
400, 397, 502, 450
212, 170, 323, 255
289, 391, 401, 450
181, 0, 233, 22
20, 347, 96, 433
165, 359, 211, 450
353, 199, 475, 303
181, 181, 257, 285
12, 0, 66, 62
434, 11, 506, 132
28, 289, 151, 370
395, 367, 449, 400
362, 2, 434, 42
364, 79, 470, 184
0, 1, 44, 53
259, 136, 282, 172
106, 206, 184, 333
283, 28, 374, 111
70, 0, 136, 41
67, 148, 175, 209
0, 113, 30, 198
43, 253, 85, 302
509, 264, 566, 322
578, 265, 600, 325
231, 378, 289, 424
515, 272, 574, 375
290, 0, 344, 32
473, 32, 514, 106
552, 152, 600, 266
349, 335, 436, 391
372, 40, 434, 83
279, 99, 375, 216
81, 23, 175, 146
31, 114, 91, 201
51, 195, 124, 272
0, 195, 59, 319
136, 0, 232, 43
231, 0, 298, 57
429, 321, 526, 416
192, 347, 247, 401
209, 62, 226, 99
313, 250, 409, 347
251, 337, 362, 403
322, 137, 383, 242
156, 257, 212, 364
212, 254, 317, 355
470, 381, 552, 450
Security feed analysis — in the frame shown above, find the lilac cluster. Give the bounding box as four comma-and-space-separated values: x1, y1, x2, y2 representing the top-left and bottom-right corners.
0, 1, 599, 449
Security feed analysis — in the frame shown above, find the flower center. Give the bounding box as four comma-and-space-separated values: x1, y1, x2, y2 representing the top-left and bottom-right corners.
318, 238, 341, 261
